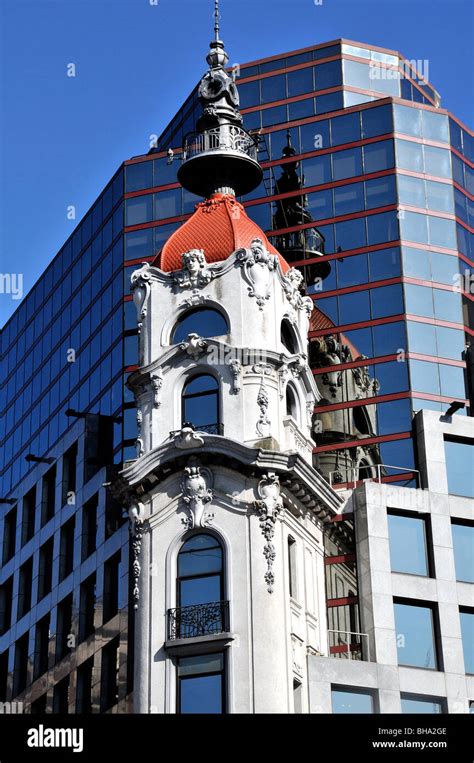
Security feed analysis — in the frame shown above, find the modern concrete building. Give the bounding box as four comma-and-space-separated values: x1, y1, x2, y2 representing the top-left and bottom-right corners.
0, 1, 472, 714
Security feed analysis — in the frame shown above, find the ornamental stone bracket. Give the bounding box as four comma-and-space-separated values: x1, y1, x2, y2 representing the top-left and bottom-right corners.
128, 499, 145, 610
229, 358, 242, 394
131, 263, 153, 334
236, 238, 279, 310
180, 461, 214, 529
173, 249, 215, 289
179, 333, 208, 358
254, 473, 284, 593
256, 378, 271, 437
150, 368, 163, 408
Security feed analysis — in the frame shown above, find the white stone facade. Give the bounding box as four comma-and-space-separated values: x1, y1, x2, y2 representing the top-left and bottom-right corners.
113, 240, 345, 713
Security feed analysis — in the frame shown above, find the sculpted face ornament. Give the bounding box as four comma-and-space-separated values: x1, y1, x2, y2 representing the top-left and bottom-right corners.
179, 333, 208, 358
174, 249, 214, 289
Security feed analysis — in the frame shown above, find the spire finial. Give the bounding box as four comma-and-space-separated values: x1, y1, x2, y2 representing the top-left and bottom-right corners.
214, 0, 220, 41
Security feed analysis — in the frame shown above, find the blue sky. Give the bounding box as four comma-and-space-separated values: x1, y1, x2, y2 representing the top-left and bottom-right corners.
0, 0, 473, 327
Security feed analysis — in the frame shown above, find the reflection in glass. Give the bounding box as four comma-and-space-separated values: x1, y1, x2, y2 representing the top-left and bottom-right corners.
394, 601, 437, 669
460, 611, 474, 674
444, 441, 474, 498
388, 513, 429, 575
401, 695, 443, 713
452, 522, 474, 583
332, 688, 374, 713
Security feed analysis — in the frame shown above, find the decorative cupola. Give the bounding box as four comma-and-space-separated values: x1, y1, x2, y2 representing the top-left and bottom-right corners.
177, 0, 262, 197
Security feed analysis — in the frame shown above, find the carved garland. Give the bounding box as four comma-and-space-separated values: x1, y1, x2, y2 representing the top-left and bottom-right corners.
254, 473, 284, 593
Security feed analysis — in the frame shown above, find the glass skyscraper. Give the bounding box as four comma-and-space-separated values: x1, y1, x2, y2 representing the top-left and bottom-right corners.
0, 37, 472, 711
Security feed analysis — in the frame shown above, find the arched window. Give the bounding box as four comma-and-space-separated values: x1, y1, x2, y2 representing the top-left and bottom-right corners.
281, 319, 298, 354
177, 534, 224, 609
286, 385, 298, 419
182, 374, 220, 433
172, 308, 228, 344
176, 534, 227, 714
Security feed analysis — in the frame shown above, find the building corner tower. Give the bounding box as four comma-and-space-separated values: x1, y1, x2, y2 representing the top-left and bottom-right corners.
112, 4, 344, 714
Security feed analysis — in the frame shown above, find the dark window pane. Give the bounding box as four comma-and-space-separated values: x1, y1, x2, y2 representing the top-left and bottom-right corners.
180, 576, 221, 607
332, 147, 363, 181
300, 120, 330, 153
262, 105, 287, 127
363, 140, 394, 173
335, 216, 366, 251
316, 92, 343, 115
125, 229, 153, 261
373, 321, 406, 355
375, 359, 409, 394
261, 74, 286, 103
154, 188, 181, 220
239, 80, 260, 109
388, 513, 429, 575
394, 602, 437, 669
365, 175, 396, 209
303, 155, 332, 185
287, 67, 314, 97
314, 60, 342, 90
368, 246, 400, 280
288, 98, 315, 121
333, 183, 364, 216
339, 290, 370, 324
173, 308, 228, 344
367, 211, 399, 245
125, 162, 153, 193
337, 253, 368, 288
361, 104, 393, 139
377, 398, 412, 434
125, 195, 153, 226
331, 112, 361, 146
180, 674, 223, 714
307, 189, 333, 219
371, 283, 403, 318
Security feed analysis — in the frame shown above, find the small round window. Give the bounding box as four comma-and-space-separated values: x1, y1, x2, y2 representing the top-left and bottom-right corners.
172, 308, 229, 344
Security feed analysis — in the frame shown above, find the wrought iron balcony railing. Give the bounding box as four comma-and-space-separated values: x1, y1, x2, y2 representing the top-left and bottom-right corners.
167, 600, 230, 640
170, 422, 224, 438
183, 125, 258, 162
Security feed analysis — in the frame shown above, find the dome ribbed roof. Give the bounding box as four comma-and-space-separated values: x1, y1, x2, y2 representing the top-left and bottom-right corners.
154, 193, 289, 273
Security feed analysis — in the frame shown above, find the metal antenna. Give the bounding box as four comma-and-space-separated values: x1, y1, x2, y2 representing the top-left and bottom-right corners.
214, 0, 220, 41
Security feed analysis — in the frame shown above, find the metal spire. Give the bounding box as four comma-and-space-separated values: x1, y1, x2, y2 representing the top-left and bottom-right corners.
214, 0, 220, 41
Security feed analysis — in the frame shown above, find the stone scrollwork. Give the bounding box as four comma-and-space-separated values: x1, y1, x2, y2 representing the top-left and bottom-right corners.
173, 249, 215, 289
179, 333, 208, 358
131, 263, 153, 333
254, 473, 284, 593
236, 238, 279, 310
150, 368, 163, 408
128, 500, 144, 610
181, 461, 214, 529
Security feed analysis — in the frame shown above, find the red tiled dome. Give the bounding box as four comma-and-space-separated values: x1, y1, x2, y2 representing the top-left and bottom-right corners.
154, 193, 289, 273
